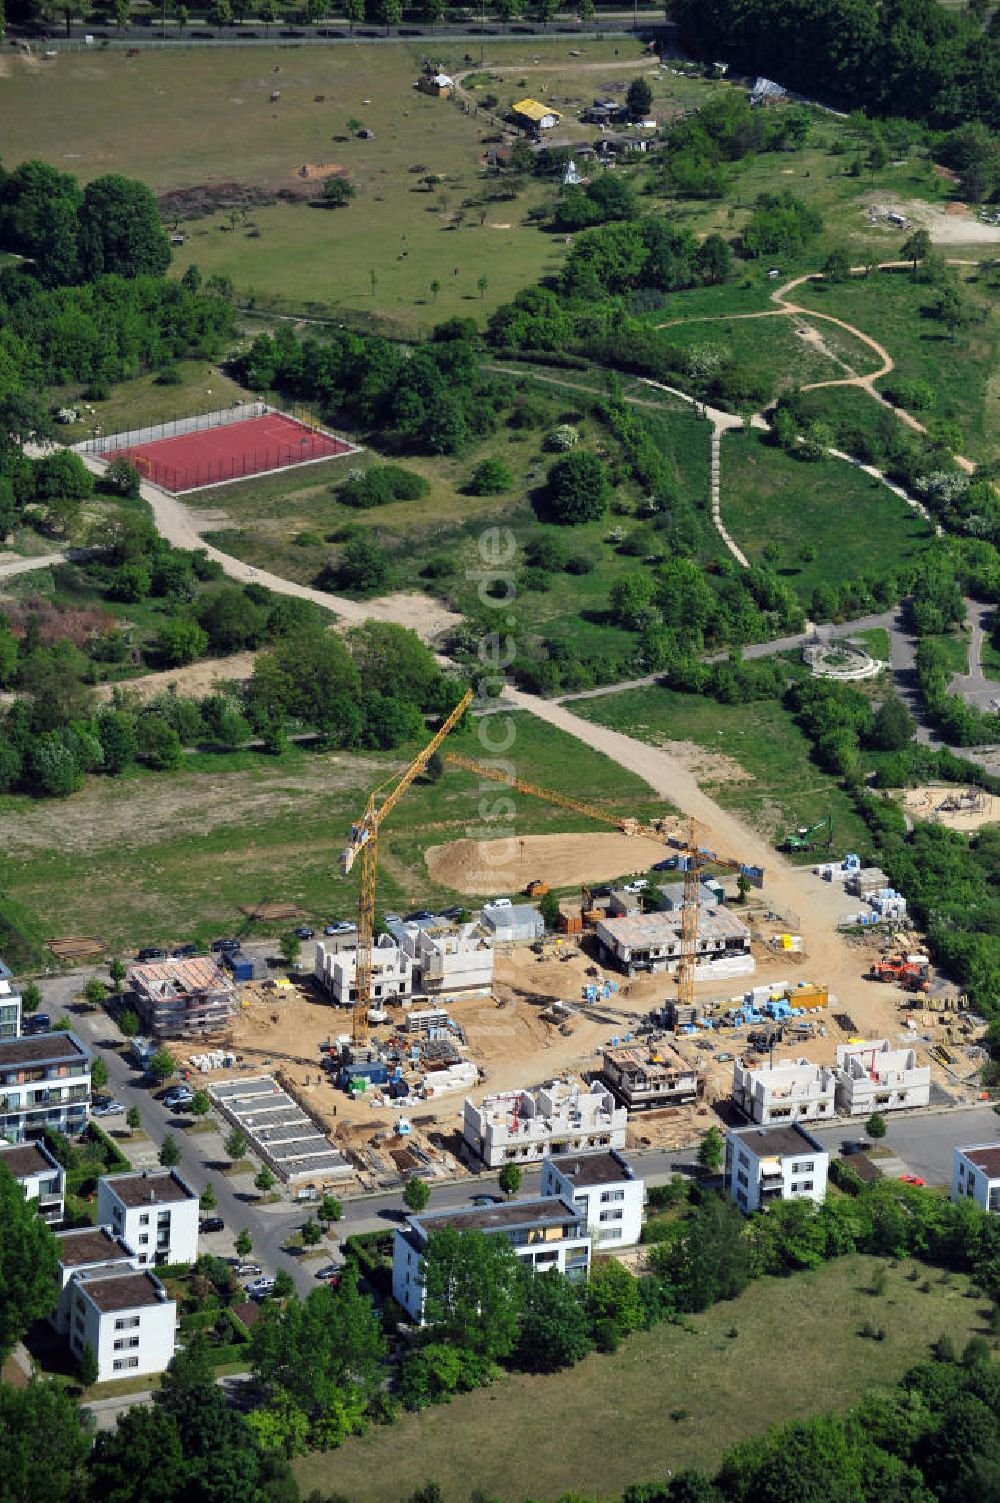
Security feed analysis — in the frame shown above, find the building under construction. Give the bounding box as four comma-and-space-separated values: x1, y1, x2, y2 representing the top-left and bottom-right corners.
594, 907, 753, 980
600, 1042, 702, 1111
463, 1078, 627, 1168
127, 958, 236, 1039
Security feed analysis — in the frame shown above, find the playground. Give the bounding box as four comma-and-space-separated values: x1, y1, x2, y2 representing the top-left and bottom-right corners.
99, 408, 356, 492
902, 784, 1000, 832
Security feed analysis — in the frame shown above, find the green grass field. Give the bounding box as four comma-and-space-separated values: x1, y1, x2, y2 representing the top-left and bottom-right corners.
654, 309, 884, 398
572, 682, 873, 851
300, 1255, 988, 1503
0, 712, 664, 954
795, 266, 1000, 462
721, 430, 935, 599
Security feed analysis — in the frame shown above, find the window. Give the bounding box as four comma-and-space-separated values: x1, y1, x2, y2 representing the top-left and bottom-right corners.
601, 1226, 623, 1240
736, 1169, 748, 1188
959, 1162, 966, 1177
599, 1209, 623, 1223
794, 1160, 814, 1173
114, 1316, 140, 1330
113, 1336, 140, 1351
139, 1214, 149, 1226
600, 1189, 625, 1203
113, 1357, 139, 1371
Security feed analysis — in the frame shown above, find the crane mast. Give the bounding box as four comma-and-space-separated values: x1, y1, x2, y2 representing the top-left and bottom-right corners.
342, 688, 473, 1046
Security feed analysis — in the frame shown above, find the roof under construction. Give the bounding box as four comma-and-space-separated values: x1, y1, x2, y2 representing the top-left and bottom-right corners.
128, 957, 232, 997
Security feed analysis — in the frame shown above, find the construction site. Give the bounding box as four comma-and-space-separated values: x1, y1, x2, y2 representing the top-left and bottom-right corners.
149, 706, 991, 1198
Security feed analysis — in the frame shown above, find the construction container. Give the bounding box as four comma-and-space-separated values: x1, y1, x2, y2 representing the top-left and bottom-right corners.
785, 982, 828, 1010
559, 914, 583, 935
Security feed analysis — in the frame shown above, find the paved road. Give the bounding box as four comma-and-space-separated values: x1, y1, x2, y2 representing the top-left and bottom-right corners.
949, 599, 1000, 712
809, 1103, 999, 1186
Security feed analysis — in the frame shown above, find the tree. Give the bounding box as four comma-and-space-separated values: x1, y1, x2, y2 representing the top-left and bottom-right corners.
322, 177, 356, 207
156, 615, 208, 669
868, 694, 915, 751
235, 1228, 253, 1259
422, 1227, 521, 1360
109, 957, 126, 992
273, 1268, 295, 1298
547, 451, 610, 525
698, 1125, 724, 1174
516, 1268, 593, 1371
83, 978, 107, 1009
20, 982, 42, 1017
901, 228, 931, 271
538, 889, 562, 931
498, 1162, 522, 1198
403, 1175, 431, 1213
339, 532, 391, 592
343, 0, 362, 29
0, 1383, 89, 1503
254, 1165, 276, 1194
626, 75, 653, 121
78, 174, 171, 280
301, 1217, 323, 1247
318, 1193, 342, 1227
468, 458, 512, 495
126, 1105, 141, 1135
148, 1046, 177, 1082
159, 1133, 182, 1168
477, 274, 489, 299
118, 1010, 139, 1038
0, 1162, 61, 1360
135, 715, 183, 771
823, 246, 852, 281
211, 0, 232, 20
866, 1111, 888, 1139
189, 1089, 211, 1118
226, 1128, 249, 1162
76, 1341, 98, 1394
102, 455, 140, 497
378, 0, 400, 30
279, 932, 301, 966
199, 1183, 218, 1211
90, 1055, 109, 1091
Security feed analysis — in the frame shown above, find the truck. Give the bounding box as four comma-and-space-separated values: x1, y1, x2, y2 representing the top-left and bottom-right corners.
868, 956, 930, 993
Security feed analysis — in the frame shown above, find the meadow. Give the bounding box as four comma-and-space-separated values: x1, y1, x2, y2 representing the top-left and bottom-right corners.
720, 429, 936, 599
0, 711, 665, 956
298, 1255, 988, 1503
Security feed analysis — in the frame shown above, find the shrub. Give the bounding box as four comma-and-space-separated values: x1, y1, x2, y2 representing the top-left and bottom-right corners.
547, 451, 610, 525
545, 423, 580, 452
467, 458, 513, 495
339, 464, 429, 509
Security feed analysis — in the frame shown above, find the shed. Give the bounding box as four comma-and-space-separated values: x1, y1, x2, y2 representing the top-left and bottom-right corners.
480, 903, 544, 944
512, 97, 562, 132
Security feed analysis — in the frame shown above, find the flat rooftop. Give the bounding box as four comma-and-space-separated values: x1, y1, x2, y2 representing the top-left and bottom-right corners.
0, 1142, 61, 1179
128, 957, 232, 996
102, 1170, 195, 1208
604, 1042, 693, 1074
731, 1124, 823, 1159
76, 1269, 165, 1313
961, 1144, 1000, 1178
0, 1032, 89, 1068
56, 1226, 128, 1267
598, 908, 749, 949
548, 1149, 633, 1188
412, 1195, 581, 1236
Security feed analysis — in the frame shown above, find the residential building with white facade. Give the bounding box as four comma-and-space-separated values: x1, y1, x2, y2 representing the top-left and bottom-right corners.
314, 935, 415, 1008
66, 1266, 177, 1383
952, 1144, 1000, 1213
392, 1196, 590, 1323
0, 1031, 92, 1145
463, 1078, 627, 1168
725, 1123, 829, 1214
832, 1039, 930, 1116
732, 1056, 837, 1125
53, 1226, 136, 1336
595, 907, 753, 980
96, 1169, 199, 1267
0, 960, 21, 1041
0, 1139, 65, 1223
540, 1148, 643, 1248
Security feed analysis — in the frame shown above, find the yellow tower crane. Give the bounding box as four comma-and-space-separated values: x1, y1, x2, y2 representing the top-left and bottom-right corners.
445, 752, 763, 1009
341, 688, 473, 1046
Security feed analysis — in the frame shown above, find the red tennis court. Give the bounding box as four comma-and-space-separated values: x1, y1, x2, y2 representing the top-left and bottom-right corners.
107, 411, 355, 493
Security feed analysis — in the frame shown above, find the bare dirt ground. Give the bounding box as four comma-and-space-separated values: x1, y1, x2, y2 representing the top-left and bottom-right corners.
902, 784, 1000, 832
425, 831, 677, 894
644, 739, 754, 784
95, 652, 258, 705
865, 192, 1000, 246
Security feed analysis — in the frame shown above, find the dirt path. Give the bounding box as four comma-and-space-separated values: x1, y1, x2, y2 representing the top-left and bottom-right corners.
93, 651, 260, 705
503, 684, 874, 1010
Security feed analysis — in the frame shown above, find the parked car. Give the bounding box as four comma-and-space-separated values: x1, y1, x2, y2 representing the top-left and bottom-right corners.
294, 926, 315, 940
488, 897, 512, 909
471, 1194, 499, 1208
324, 921, 354, 935
200, 1216, 225, 1234
235, 1262, 263, 1278
91, 1098, 125, 1117
441, 905, 467, 920
22, 1013, 51, 1036
211, 938, 240, 953
314, 1263, 342, 1281
406, 910, 436, 923
900, 1174, 925, 1186
245, 1276, 276, 1299
137, 947, 167, 962
842, 1139, 872, 1156
163, 1086, 195, 1108
172, 942, 198, 958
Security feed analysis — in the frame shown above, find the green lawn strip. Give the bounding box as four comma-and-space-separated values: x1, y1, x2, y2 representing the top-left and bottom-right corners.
54, 358, 250, 446
298, 1255, 985, 1503
720, 430, 934, 601
854, 627, 891, 661
572, 683, 871, 850
981, 636, 1000, 677
0, 716, 662, 953
924, 630, 969, 676
794, 267, 998, 461
653, 309, 883, 396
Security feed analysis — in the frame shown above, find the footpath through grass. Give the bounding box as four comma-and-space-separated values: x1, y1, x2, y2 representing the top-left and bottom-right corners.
573, 683, 872, 852
301, 1255, 986, 1503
